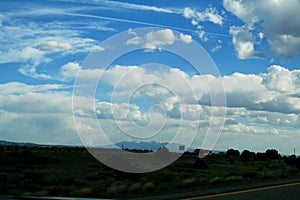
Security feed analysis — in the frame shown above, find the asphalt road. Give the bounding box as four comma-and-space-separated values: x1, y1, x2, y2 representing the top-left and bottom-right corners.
184, 182, 300, 200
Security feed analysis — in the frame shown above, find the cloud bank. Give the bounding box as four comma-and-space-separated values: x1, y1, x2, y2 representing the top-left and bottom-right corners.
1, 65, 299, 154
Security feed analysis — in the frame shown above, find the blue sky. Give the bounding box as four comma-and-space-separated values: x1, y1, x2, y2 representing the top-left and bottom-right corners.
1, 0, 300, 154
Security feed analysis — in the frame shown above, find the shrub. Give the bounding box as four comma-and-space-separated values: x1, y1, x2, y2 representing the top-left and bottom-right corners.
226, 149, 240, 157
142, 171, 179, 191
241, 150, 254, 162
209, 177, 224, 184
24, 171, 45, 183
296, 157, 300, 168
265, 149, 281, 160
194, 159, 208, 169
130, 183, 142, 193
109, 182, 127, 195
239, 169, 259, 179
224, 176, 244, 183
254, 152, 267, 161
143, 182, 154, 192
181, 178, 196, 187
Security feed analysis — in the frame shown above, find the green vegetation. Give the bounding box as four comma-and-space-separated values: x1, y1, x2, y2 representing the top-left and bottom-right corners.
0, 146, 300, 198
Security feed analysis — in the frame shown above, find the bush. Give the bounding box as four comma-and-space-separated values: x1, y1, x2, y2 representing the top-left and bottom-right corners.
265, 149, 281, 160
241, 150, 254, 162
194, 159, 208, 169
109, 182, 127, 195
239, 169, 259, 179
254, 152, 267, 161
143, 182, 154, 192
209, 177, 224, 184
142, 171, 179, 190
226, 149, 240, 157
130, 183, 142, 193
225, 176, 244, 183
296, 157, 300, 168
24, 171, 45, 183
181, 178, 196, 187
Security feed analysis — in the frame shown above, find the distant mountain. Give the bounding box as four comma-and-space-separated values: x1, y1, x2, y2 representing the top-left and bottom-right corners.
0, 140, 196, 152
0, 140, 76, 148
0, 140, 41, 147
115, 141, 168, 151
109, 141, 195, 152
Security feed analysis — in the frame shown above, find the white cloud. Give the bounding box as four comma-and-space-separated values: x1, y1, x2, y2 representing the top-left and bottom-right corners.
0, 47, 44, 64
0, 82, 84, 145
18, 65, 52, 80
0, 92, 72, 114
0, 7, 111, 80
268, 34, 300, 57
179, 33, 192, 44
144, 29, 176, 50
0, 109, 80, 145
211, 40, 222, 52
1, 64, 300, 153
183, 7, 223, 25
223, 122, 279, 135
229, 26, 265, 59
59, 62, 81, 82
183, 7, 223, 40
55, 0, 175, 14
0, 82, 69, 94
96, 102, 147, 121
37, 41, 72, 52
96, 64, 300, 115
93, 45, 105, 52
224, 0, 300, 58
127, 29, 176, 50
126, 29, 193, 51
199, 67, 300, 114
262, 65, 300, 93
2, 47, 53, 80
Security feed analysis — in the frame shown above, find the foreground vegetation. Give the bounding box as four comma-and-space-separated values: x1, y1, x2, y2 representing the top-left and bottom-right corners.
0, 145, 300, 198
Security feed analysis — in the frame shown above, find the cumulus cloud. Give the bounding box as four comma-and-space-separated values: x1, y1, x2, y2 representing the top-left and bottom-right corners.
199, 67, 300, 114
224, 0, 300, 58
96, 102, 146, 121
229, 26, 265, 59
37, 41, 72, 52
263, 65, 300, 93
223, 122, 279, 135
1, 64, 300, 151
59, 62, 81, 82
126, 29, 192, 51
0, 92, 72, 114
95, 64, 300, 115
75, 64, 300, 120
179, 33, 192, 44
0, 110, 80, 145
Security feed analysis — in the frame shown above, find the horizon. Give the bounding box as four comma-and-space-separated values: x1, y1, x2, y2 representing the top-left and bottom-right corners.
1, 139, 299, 157
1, 0, 300, 156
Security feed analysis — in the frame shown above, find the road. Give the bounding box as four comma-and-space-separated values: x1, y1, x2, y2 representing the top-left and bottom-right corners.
184, 182, 300, 200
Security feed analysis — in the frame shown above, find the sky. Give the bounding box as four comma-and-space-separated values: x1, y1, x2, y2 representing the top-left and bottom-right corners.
1, 0, 300, 155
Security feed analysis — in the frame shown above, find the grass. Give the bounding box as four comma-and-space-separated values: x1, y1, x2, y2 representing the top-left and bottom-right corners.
0, 146, 299, 198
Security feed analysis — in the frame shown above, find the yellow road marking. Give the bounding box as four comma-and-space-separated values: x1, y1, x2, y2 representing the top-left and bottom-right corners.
183, 182, 300, 200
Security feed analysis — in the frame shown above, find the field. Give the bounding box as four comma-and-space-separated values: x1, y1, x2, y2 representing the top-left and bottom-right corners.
0, 146, 300, 199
